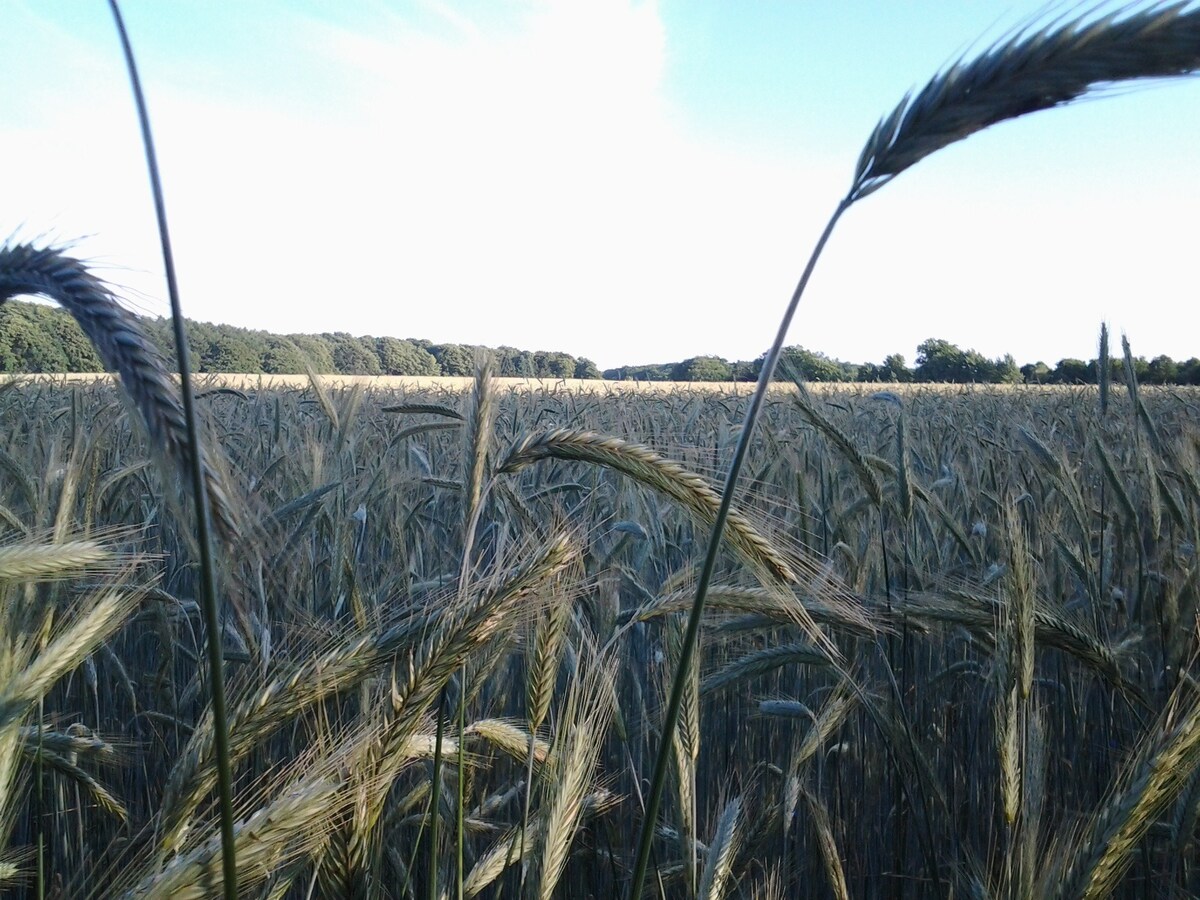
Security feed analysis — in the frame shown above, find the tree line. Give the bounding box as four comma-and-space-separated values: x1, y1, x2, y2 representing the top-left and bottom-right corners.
606, 339, 1200, 386
0, 300, 601, 379
2, 299, 1198, 385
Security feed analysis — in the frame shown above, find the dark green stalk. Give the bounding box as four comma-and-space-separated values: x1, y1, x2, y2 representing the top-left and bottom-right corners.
105, 4, 237, 898
37, 698, 44, 900
628, 197, 850, 900
456, 684, 466, 900
427, 689, 447, 900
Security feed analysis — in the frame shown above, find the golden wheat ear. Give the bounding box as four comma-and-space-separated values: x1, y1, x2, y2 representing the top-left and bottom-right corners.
0, 242, 240, 540
851, 4, 1200, 200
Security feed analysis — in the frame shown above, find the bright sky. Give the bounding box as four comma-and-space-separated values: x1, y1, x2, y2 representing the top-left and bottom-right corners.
2, 1, 1198, 370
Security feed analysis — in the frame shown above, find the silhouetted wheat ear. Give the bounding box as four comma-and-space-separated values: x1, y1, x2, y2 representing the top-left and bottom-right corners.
850, 4, 1200, 200
0, 242, 239, 539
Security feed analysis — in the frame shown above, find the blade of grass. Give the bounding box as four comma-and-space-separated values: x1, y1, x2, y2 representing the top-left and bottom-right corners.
105, 4, 237, 898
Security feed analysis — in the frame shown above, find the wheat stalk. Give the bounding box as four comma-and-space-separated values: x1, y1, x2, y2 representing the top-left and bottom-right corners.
850, 3, 1200, 200
500, 428, 799, 585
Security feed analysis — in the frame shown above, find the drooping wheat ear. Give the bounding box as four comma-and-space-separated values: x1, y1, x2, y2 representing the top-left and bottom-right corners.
626, 584, 875, 638
0, 243, 239, 540
1122, 334, 1167, 454
789, 383, 883, 508
465, 718, 550, 766
850, 4, 1200, 201
463, 790, 617, 897
162, 535, 571, 854
903, 590, 1138, 699
795, 683, 857, 772
701, 642, 831, 696
21, 744, 128, 821
381, 402, 465, 420
499, 429, 798, 585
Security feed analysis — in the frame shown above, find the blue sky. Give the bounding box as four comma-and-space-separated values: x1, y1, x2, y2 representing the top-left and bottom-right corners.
2, 1, 1198, 370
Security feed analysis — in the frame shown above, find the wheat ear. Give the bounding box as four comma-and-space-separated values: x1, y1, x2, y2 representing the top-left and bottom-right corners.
122, 776, 342, 899
851, 4, 1200, 200
0, 243, 239, 539
499, 429, 798, 585
0, 539, 112, 581
1054, 692, 1200, 899
534, 650, 616, 900
697, 795, 743, 900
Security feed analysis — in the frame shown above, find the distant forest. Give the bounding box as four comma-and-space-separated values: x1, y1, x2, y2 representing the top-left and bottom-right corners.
3, 299, 1199, 385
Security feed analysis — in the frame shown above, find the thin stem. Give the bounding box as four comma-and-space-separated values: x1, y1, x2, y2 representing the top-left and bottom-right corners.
428, 689, 447, 900
627, 196, 851, 900
105, 4, 238, 898
456, 677, 466, 900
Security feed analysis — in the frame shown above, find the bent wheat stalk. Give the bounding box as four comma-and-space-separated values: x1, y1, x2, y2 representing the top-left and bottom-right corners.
0, 243, 239, 541
629, 5, 1200, 896
499, 428, 799, 586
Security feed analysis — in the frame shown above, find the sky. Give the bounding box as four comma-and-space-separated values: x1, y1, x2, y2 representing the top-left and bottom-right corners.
2, 1, 1198, 371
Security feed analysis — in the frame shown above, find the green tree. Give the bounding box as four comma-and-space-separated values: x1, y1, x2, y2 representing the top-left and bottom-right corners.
574, 357, 602, 379
286, 334, 336, 372
320, 333, 381, 375
1146, 354, 1179, 384
496, 346, 537, 377
430, 343, 474, 376
915, 339, 957, 381
778, 347, 854, 382
994, 353, 1022, 385
1180, 358, 1200, 385
1053, 358, 1091, 384
672, 356, 732, 382
731, 359, 758, 381
1021, 361, 1052, 384
200, 327, 264, 373
376, 337, 438, 375
879, 353, 911, 382
47, 310, 103, 372
916, 338, 1005, 383
603, 364, 672, 381
0, 303, 68, 371
260, 337, 306, 374
534, 351, 577, 378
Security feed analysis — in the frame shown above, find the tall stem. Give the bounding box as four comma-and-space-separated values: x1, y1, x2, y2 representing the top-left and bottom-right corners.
628, 197, 851, 899
106, 4, 238, 897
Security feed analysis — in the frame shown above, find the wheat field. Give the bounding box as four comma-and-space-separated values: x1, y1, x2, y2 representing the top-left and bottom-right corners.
5, 3, 1200, 898
0, 368, 1198, 898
